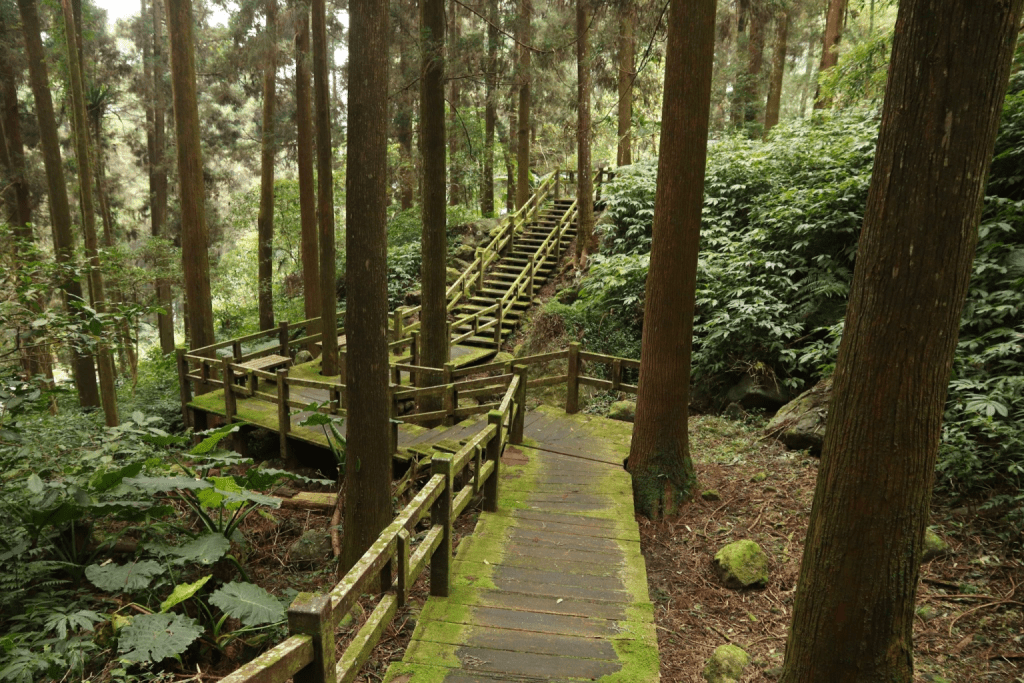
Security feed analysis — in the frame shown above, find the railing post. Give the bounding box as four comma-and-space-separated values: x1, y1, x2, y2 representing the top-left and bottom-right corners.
430, 454, 453, 597
176, 348, 192, 429
612, 358, 622, 391
288, 593, 337, 683
410, 331, 419, 368
476, 250, 485, 292
221, 358, 236, 424
443, 361, 456, 426
277, 368, 291, 462
528, 257, 536, 299
554, 170, 560, 199
512, 364, 527, 444
232, 340, 242, 359
566, 342, 580, 414
393, 308, 404, 341
279, 320, 290, 356
484, 410, 502, 512
396, 528, 410, 608
494, 301, 504, 345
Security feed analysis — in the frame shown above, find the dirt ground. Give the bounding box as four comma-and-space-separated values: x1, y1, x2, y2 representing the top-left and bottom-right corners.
644, 414, 1024, 683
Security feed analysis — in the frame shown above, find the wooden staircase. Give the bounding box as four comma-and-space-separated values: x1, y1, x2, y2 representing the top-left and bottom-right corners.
453, 198, 577, 348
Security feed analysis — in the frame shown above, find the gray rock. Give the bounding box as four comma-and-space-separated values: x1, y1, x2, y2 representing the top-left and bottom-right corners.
765, 378, 831, 454
723, 402, 746, 420
703, 644, 750, 683
726, 374, 790, 411
922, 528, 951, 562
294, 350, 314, 365
713, 540, 768, 589
701, 490, 722, 502
455, 244, 477, 261
607, 400, 636, 423
287, 529, 332, 568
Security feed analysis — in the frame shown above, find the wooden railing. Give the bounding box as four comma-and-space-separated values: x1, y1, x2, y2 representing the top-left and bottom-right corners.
218, 362, 526, 683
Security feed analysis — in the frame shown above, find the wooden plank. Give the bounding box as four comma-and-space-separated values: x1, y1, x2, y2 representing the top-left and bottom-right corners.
218, 635, 313, 683
409, 524, 444, 586
336, 594, 398, 683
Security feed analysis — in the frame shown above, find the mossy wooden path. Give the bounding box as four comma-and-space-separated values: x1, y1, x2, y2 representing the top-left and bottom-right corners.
384, 405, 660, 682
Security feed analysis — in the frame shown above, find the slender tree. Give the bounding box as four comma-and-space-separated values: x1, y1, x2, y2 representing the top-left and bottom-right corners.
741, 0, 766, 127
295, 0, 320, 339
341, 0, 391, 575
763, 9, 788, 134
258, 0, 278, 331
447, 1, 461, 206
313, 0, 338, 375
506, 91, 517, 212
626, 0, 716, 518
813, 0, 845, 109
166, 0, 216, 355
419, 0, 447, 415
574, 0, 594, 267
395, 3, 415, 211
780, 1, 1024, 680
481, 0, 498, 215
616, 0, 635, 167
152, 0, 173, 354
514, 0, 531, 209
61, 0, 119, 426
17, 0, 100, 407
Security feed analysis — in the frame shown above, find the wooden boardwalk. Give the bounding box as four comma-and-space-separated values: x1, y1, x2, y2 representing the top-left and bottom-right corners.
383, 405, 660, 682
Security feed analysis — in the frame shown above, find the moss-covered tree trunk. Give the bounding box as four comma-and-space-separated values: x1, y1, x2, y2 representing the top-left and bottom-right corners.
574, 0, 593, 268
313, 0, 338, 375
258, 0, 278, 332
294, 0, 320, 342
780, 1, 1023, 680
342, 0, 391, 575
763, 9, 788, 135
616, 0, 634, 167
813, 0, 845, 109
514, 0, 531, 210
625, 0, 715, 519
17, 0, 100, 407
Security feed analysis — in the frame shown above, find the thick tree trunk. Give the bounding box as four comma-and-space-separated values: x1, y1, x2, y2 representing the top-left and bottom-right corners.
342, 0, 391, 575
481, 0, 497, 216
813, 0, 845, 109
515, 0, 531, 210
506, 92, 517, 213
294, 1, 320, 339
742, 1, 766, 127
166, 0, 216, 356
780, 1, 1024, 680
258, 0, 278, 331
313, 0, 338, 375
625, 0, 714, 519
62, 0, 119, 427
17, 0, 100, 407
574, 0, 593, 267
152, 0, 174, 354
763, 10, 788, 135
447, 2, 461, 206
396, 16, 415, 211
616, 0, 634, 167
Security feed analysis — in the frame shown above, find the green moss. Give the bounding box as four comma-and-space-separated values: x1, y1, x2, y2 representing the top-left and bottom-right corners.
630, 444, 696, 519
713, 540, 768, 588
604, 635, 661, 682
381, 661, 450, 683
703, 643, 750, 682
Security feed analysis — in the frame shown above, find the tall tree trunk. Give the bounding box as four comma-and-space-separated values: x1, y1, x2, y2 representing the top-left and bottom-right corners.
742, 1, 766, 127
62, 0, 119, 427
780, 1, 1024, 680
447, 1, 461, 206
506, 90, 517, 213
258, 0, 278, 331
481, 0, 497, 216
17, 0, 100, 407
625, 0, 714, 519
813, 0, 845, 109
419, 0, 447, 417
616, 0, 634, 167
396, 14, 415, 211
166, 0, 216, 357
799, 24, 816, 117
514, 0, 531, 209
313, 0, 338, 375
730, 0, 749, 128
763, 10, 788, 135
295, 0, 320, 340
574, 0, 593, 267
152, 0, 174, 353
341, 0, 391, 576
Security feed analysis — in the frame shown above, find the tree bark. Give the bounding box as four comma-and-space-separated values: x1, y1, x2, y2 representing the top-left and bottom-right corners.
799, 23, 816, 117
625, 0, 714, 519
447, 1, 461, 206
813, 0, 845, 110
313, 0, 338, 376
61, 0, 119, 427
574, 0, 593, 267
166, 0, 216, 357
514, 0, 531, 210
342, 0, 391, 575
730, 0, 749, 128
295, 0, 320, 340
419, 0, 447, 416
763, 10, 788, 135
506, 90, 517, 213
742, 1, 766, 127
396, 9, 415, 211
152, 0, 174, 354
481, 0, 497, 216
780, 1, 1024, 680
616, 0, 634, 167
258, 0, 278, 331
17, 0, 100, 407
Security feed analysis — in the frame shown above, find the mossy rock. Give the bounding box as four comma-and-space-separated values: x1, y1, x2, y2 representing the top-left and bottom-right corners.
703, 644, 750, 683
287, 529, 332, 568
765, 378, 831, 454
922, 528, 951, 562
713, 540, 768, 589
446, 267, 461, 284
607, 400, 636, 423
701, 490, 722, 502
750, 471, 768, 483
294, 350, 314, 365
493, 351, 515, 364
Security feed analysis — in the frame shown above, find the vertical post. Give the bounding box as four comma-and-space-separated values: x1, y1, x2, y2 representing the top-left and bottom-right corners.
476, 249, 485, 292
221, 358, 236, 423
176, 348, 192, 428
612, 358, 622, 391
393, 308, 404, 341
232, 340, 242, 359
443, 384, 456, 427
410, 331, 419, 367
512, 364, 527, 444
430, 454, 453, 597
566, 342, 580, 414
288, 593, 337, 683
278, 320, 290, 356
484, 409, 502, 512
554, 170, 560, 199
494, 301, 504, 345
528, 257, 536, 298
396, 528, 410, 607
330, 384, 340, 414
277, 367, 291, 462
339, 349, 348, 409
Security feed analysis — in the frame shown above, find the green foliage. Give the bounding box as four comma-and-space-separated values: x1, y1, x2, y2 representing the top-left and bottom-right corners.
85, 561, 165, 592
208, 581, 286, 626
117, 613, 204, 663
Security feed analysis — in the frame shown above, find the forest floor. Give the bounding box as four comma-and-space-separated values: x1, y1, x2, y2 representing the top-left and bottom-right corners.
645, 414, 1024, 683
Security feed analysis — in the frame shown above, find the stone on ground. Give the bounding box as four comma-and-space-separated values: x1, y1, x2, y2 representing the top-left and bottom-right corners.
701, 490, 722, 502
607, 400, 636, 423
725, 374, 789, 411
713, 540, 768, 589
287, 529, 332, 568
294, 349, 313, 365
922, 528, 951, 562
703, 643, 750, 683
765, 378, 831, 454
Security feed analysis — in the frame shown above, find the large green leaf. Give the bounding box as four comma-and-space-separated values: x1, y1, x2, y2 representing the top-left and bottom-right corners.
90, 462, 144, 493
117, 613, 203, 663
209, 582, 285, 626
240, 468, 334, 490
123, 475, 213, 493
146, 533, 230, 565
160, 575, 212, 613
190, 425, 240, 455
85, 560, 165, 592
196, 477, 279, 510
